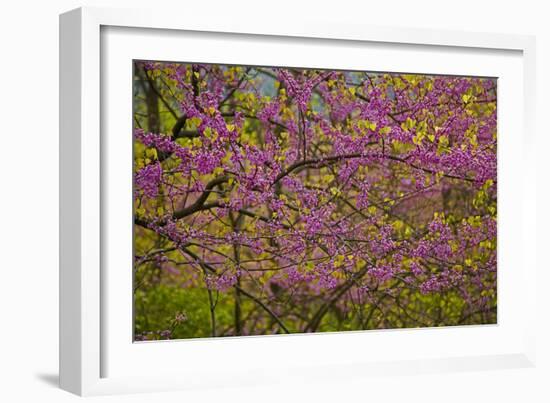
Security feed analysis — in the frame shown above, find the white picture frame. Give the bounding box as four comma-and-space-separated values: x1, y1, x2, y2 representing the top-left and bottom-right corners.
59, 6, 537, 396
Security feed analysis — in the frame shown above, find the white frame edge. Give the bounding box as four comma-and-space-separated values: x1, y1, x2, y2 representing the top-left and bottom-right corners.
59, 6, 537, 396
60, 8, 82, 395
60, 7, 102, 396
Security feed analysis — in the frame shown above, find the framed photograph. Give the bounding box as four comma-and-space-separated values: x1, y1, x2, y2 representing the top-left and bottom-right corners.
60, 6, 537, 396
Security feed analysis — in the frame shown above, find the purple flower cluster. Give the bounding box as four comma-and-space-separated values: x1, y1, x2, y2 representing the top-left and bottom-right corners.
135, 162, 162, 198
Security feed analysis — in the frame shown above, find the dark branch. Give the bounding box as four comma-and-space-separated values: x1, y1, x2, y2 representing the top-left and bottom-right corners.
173, 176, 229, 219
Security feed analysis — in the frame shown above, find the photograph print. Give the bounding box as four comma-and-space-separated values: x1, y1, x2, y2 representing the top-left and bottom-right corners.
132, 61, 497, 341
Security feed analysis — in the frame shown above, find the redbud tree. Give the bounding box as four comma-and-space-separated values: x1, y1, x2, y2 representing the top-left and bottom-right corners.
133, 61, 497, 340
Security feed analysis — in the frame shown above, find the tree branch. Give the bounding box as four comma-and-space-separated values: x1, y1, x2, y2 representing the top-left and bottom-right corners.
181, 246, 290, 334
173, 176, 229, 219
